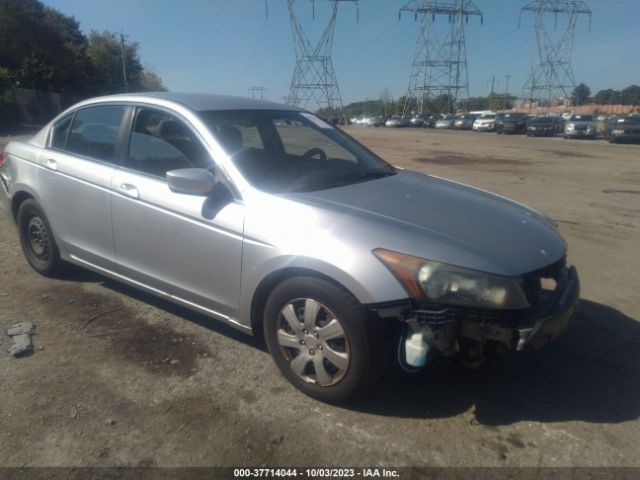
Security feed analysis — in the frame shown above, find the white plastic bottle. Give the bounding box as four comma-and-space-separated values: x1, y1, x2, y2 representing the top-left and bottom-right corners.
405, 331, 429, 367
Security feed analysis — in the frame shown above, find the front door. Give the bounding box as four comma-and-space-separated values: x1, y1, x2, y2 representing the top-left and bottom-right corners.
110, 107, 244, 320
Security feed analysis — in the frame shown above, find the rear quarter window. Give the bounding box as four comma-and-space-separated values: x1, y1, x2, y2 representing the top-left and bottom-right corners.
50, 114, 73, 150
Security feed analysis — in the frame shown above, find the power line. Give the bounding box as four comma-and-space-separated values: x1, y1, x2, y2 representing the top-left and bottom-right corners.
520, 0, 593, 105
277, 0, 359, 122
248, 86, 268, 100
399, 0, 483, 115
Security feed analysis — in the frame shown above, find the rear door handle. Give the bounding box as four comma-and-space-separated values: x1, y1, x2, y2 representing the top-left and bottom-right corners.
42, 159, 57, 171
119, 183, 140, 199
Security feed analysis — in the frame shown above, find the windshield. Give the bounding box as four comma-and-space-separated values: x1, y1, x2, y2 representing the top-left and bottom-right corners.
480, 114, 496, 120
198, 110, 395, 193
571, 115, 593, 121
531, 117, 553, 124
618, 116, 640, 125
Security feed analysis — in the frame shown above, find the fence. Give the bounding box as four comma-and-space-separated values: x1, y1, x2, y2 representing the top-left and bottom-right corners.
12, 88, 82, 127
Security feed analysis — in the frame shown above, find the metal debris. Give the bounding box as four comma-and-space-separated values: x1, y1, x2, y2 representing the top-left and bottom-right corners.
6, 322, 35, 357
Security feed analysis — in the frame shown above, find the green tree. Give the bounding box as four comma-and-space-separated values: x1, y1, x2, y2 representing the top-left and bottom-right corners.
594, 89, 620, 105
138, 70, 168, 92
620, 85, 640, 106
0, 0, 92, 92
86, 31, 144, 94
571, 83, 591, 106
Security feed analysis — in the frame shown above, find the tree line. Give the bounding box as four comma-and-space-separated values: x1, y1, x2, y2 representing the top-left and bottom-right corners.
0, 0, 166, 129
570, 83, 640, 107
323, 83, 639, 120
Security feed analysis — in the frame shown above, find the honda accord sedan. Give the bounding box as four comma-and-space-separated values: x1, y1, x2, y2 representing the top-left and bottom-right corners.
0, 93, 579, 403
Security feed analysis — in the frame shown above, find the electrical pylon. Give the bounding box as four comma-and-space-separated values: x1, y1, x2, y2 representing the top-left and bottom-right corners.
520, 0, 592, 106
286, 0, 358, 122
248, 86, 268, 100
399, 0, 483, 116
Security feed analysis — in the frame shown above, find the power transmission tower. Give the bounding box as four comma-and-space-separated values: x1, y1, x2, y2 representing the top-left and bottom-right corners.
399, 0, 483, 116
248, 86, 268, 100
285, 0, 358, 122
520, 0, 592, 107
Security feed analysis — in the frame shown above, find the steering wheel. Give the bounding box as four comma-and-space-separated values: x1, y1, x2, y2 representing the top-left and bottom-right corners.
300, 147, 327, 163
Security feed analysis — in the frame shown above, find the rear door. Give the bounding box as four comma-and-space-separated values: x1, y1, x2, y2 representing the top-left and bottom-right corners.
38, 105, 128, 269
110, 106, 245, 320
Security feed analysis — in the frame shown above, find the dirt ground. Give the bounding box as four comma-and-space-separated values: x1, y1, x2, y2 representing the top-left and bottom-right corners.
1, 128, 639, 468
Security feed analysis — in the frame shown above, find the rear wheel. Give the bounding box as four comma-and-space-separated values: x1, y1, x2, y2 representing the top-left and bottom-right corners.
263, 276, 387, 403
17, 199, 65, 277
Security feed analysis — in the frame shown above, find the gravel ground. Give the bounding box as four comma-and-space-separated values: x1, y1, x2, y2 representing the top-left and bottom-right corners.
0, 129, 639, 468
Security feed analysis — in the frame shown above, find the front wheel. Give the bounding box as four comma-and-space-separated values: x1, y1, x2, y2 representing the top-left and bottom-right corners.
263, 276, 387, 403
17, 199, 66, 277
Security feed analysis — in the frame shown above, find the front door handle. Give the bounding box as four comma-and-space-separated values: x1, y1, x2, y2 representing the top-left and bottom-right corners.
119, 183, 140, 199
42, 159, 57, 171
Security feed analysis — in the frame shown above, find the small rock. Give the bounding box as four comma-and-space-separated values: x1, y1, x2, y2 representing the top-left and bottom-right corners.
271, 434, 284, 445
70, 406, 79, 419
8, 334, 32, 357
162, 356, 170, 363
170, 359, 180, 366
105, 419, 116, 426
6, 322, 35, 336
42, 294, 49, 299
171, 338, 179, 345
203, 353, 209, 358
37, 346, 44, 351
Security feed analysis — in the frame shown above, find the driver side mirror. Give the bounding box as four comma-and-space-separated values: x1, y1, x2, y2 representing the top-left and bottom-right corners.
166, 168, 217, 196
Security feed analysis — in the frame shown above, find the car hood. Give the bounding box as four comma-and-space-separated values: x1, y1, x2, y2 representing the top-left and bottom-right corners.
285, 170, 566, 276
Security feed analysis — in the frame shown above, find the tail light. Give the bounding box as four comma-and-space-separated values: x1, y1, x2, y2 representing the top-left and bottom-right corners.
0, 152, 5, 166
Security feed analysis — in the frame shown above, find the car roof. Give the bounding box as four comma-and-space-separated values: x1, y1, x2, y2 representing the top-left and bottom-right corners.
87, 92, 302, 112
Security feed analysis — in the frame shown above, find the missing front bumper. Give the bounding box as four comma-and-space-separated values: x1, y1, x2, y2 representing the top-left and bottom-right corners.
456, 266, 579, 352
372, 266, 580, 360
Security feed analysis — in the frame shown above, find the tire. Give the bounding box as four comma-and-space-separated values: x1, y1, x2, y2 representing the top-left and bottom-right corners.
17, 199, 65, 277
263, 276, 388, 403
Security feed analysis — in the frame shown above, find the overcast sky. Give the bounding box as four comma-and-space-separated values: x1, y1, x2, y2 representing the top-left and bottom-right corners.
42, 0, 640, 104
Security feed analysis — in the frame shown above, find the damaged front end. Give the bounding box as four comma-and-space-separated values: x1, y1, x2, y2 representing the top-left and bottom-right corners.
370, 258, 580, 370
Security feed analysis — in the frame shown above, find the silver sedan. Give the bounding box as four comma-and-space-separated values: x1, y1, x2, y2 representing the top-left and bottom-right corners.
0, 93, 579, 403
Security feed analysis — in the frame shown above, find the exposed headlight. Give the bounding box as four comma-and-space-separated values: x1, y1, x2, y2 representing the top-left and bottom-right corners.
567, 123, 575, 130
373, 249, 530, 310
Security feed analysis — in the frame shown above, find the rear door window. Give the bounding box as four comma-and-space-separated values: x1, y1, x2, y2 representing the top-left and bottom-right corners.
66, 106, 125, 163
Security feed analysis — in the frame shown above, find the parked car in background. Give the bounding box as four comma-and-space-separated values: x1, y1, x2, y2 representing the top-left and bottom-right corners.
496, 112, 528, 134
605, 115, 640, 143
424, 115, 440, 128
410, 115, 425, 127
564, 114, 597, 139
0, 92, 579, 403
473, 113, 497, 132
372, 115, 388, 127
435, 115, 455, 129
384, 115, 407, 128
526, 116, 563, 137
453, 114, 478, 130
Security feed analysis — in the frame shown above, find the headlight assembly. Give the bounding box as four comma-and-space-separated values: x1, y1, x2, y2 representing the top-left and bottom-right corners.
373, 249, 530, 310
